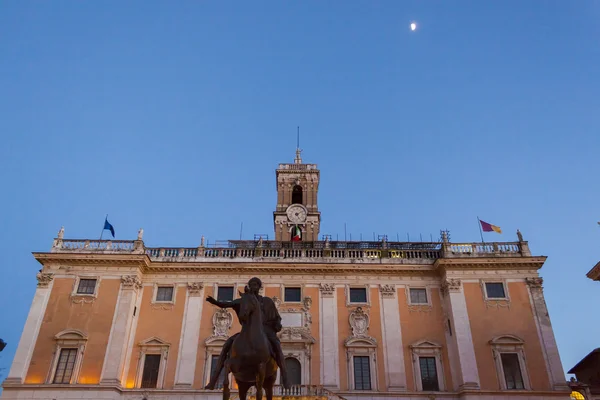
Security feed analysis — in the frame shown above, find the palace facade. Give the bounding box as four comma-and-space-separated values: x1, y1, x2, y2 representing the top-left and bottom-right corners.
2, 151, 571, 400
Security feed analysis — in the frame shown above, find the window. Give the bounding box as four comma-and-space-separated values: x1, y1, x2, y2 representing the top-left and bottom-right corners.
419, 357, 439, 391
410, 288, 428, 304
284, 287, 301, 302
141, 354, 161, 388
292, 185, 303, 205
353, 356, 371, 390
489, 335, 530, 390
485, 282, 506, 299
501, 353, 524, 390
210, 354, 225, 389
53, 348, 77, 384
49, 329, 87, 385
285, 358, 302, 385
217, 286, 234, 301
409, 340, 445, 392
349, 288, 367, 303
135, 337, 169, 389
156, 286, 174, 302
76, 279, 97, 295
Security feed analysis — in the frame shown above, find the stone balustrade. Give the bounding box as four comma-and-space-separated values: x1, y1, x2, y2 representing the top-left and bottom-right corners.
50, 238, 530, 263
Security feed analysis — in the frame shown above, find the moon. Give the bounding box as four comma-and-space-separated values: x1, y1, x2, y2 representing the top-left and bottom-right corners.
410, 22, 417, 31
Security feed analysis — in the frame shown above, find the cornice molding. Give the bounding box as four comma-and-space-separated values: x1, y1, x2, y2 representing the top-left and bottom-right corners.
435, 256, 546, 271
587, 261, 600, 281
33, 252, 150, 268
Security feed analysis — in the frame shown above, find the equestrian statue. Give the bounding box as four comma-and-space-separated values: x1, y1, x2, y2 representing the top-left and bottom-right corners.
205, 277, 290, 400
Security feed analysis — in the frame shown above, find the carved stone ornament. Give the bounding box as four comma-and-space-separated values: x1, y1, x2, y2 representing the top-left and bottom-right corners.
272, 296, 282, 310
212, 308, 233, 338
302, 296, 312, 310
319, 283, 335, 298
525, 277, 543, 290
379, 284, 396, 298
349, 307, 370, 337
441, 278, 461, 295
121, 275, 142, 290
36, 272, 54, 288
187, 282, 204, 296
485, 300, 511, 310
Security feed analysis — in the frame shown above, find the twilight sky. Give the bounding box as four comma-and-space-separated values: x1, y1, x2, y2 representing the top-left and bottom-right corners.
1, 1, 599, 382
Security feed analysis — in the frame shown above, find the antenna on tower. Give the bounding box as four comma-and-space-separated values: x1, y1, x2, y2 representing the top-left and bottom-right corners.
294, 126, 302, 164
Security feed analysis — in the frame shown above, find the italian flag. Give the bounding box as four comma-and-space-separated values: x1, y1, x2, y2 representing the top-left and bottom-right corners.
292, 225, 302, 241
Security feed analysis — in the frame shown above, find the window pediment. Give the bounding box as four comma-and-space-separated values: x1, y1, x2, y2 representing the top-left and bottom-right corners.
54, 329, 88, 341
489, 335, 524, 346
139, 337, 170, 347
345, 336, 377, 348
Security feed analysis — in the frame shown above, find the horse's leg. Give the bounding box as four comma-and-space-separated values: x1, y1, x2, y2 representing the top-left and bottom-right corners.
238, 381, 250, 400
255, 362, 266, 400
222, 361, 231, 400
264, 372, 276, 400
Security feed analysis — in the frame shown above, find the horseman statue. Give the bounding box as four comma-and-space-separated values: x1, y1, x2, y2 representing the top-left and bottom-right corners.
205, 277, 290, 399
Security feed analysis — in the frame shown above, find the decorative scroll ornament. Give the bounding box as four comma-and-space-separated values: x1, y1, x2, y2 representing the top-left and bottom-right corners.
379, 284, 396, 298
212, 309, 233, 338
525, 277, 543, 290
36, 272, 54, 288
319, 283, 335, 297
187, 282, 204, 296
349, 307, 369, 337
441, 278, 461, 295
121, 275, 142, 290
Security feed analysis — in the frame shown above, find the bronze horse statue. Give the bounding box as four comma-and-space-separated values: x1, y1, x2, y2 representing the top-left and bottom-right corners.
221, 288, 278, 400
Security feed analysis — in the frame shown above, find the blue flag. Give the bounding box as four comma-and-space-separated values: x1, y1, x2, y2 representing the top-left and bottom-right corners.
103, 218, 115, 238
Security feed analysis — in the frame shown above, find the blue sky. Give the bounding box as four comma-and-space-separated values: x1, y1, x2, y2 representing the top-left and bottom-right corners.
1, 1, 598, 383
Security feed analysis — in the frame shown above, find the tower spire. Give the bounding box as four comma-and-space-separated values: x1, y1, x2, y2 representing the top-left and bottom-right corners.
294, 126, 302, 164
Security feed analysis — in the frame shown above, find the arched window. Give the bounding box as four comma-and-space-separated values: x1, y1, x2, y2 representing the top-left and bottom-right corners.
285, 357, 302, 385
291, 185, 303, 205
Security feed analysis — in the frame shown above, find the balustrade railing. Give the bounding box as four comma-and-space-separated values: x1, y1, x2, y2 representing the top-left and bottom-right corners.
248, 385, 328, 398
52, 238, 525, 261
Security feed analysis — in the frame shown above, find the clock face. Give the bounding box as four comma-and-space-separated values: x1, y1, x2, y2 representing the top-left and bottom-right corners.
286, 204, 307, 223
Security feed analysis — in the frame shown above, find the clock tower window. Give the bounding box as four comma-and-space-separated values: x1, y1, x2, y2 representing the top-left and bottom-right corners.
292, 185, 303, 205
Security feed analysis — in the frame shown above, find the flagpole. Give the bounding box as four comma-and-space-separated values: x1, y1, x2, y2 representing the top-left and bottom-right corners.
100, 214, 108, 240
477, 216, 484, 243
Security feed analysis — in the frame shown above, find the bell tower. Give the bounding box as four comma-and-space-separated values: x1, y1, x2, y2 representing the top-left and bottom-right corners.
273, 147, 321, 241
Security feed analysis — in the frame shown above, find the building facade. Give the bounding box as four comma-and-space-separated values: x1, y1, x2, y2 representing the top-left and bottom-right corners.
2, 152, 571, 400
567, 260, 600, 400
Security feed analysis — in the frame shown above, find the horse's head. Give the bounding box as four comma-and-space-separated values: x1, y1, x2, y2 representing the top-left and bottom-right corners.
238, 287, 260, 324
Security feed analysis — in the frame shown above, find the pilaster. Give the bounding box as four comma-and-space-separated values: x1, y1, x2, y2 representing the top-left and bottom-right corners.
174, 282, 205, 388
441, 278, 480, 390
526, 277, 569, 391
5, 273, 54, 384
319, 283, 339, 389
378, 284, 407, 391
100, 275, 142, 386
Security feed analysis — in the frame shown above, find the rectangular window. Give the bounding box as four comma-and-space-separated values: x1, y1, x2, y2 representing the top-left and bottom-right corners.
76, 279, 97, 295
210, 354, 225, 389
501, 353, 524, 390
156, 286, 174, 302
140, 354, 161, 388
353, 356, 371, 390
217, 286, 234, 301
410, 288, 428, 304
53, 348, 77, 384
419, 357, 439, 391
349, 288, 367, 303
485, 282, 506, 299
284, 287, 301, 302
